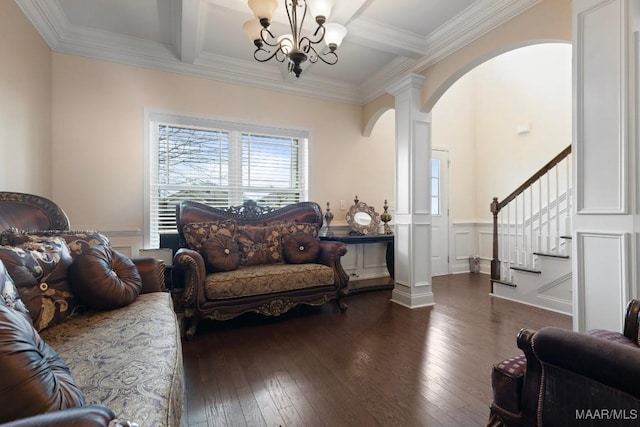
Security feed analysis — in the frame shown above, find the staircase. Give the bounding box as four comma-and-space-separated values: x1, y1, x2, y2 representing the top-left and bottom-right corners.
490, 146, 573, 315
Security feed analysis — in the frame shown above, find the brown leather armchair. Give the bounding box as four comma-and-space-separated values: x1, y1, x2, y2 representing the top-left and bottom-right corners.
489, 300, 640, 426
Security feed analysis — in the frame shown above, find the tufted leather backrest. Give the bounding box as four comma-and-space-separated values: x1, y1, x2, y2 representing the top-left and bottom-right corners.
0, 192, 70, 232
176, 200, 323, 248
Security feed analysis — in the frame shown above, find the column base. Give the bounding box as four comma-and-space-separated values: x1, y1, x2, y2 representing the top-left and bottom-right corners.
391, 285, 435, 309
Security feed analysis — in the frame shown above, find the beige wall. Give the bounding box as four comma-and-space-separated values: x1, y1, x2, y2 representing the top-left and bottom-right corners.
431, 72, 475, 223
0, 1, 52, 196
473, 43, 572, 219
51, 53, 394, 232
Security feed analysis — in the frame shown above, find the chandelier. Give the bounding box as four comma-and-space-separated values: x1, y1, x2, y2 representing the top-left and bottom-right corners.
243, 0, 347, 78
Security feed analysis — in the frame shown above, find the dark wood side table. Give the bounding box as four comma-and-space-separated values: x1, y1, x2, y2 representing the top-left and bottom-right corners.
319, 228, 394, 293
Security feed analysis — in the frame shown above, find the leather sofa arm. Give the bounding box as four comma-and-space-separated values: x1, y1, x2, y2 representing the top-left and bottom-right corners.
528, 326, 640, 399
517, 326, 640, 426
623, 299, 640, 344
0, 404, 117, 427
317, 240, 349, 293
173, 248, 206, 308
516, 328, 542, 425
131, 257, 165, 294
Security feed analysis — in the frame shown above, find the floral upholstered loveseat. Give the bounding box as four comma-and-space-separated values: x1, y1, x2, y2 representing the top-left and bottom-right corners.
173, 200, 349, 338
0, 192, 183, 427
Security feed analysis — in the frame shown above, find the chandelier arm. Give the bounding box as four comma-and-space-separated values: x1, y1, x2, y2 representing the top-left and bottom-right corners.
298, 24, 326, 50
314, 49, 338, 65
253, 46, 286, 63
243, 0, 340, 77
259, 27, 280, 48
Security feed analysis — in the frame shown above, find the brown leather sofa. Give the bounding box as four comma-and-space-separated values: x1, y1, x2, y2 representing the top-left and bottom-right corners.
489, 299, 640, 426
173, 200, 349, 338
0, 192, 183, 426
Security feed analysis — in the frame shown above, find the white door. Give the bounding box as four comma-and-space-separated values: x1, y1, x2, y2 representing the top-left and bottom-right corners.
431, 149, 449, 276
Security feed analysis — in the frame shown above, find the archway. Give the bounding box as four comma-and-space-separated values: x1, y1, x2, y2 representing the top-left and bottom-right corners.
430, 42, 572, 275
371, 40, 572, 308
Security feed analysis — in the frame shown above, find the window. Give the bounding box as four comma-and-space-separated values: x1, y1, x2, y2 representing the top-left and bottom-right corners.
431, 158, 440, 215
144, 111, 308, 247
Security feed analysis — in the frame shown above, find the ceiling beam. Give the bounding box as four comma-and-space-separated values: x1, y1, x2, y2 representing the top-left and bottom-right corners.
180, 0, 201, 64
330, 0, 370, 25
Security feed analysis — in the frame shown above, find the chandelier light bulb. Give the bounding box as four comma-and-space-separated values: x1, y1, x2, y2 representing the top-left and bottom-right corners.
307, 0, 333, 24
324, 23, 347, 51
278, 34, 294, 55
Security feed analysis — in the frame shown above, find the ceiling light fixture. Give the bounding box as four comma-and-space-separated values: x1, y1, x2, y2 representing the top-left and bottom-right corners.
243, 0, 347, 78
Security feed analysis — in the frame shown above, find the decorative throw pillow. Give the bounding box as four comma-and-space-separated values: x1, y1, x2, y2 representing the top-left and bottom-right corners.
200, 235, 241, 273
0, 304, 85, 423
279, 222, 320, 238
235, 224, 283, 266
0, 259, 30, 321
282, 232, 321, 264
182, 220, 236, 251
4, 228, 110, 260
68, 245, 142, 310
0, 237, 80, 331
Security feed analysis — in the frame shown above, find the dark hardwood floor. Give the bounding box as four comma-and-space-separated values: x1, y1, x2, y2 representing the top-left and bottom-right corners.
181, 273, 571, 427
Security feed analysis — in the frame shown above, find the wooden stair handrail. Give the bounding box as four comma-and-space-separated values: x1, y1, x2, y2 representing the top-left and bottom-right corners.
490, 145, 572, 281
495, 145, 571, 212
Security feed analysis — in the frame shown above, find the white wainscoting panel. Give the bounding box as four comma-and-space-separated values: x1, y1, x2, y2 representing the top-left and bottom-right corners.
477, 225, 493, 263
575, 232, 630, 332
575, 0, 628, 214
413, 223, 431, 286
452, 223, 473, 274
78, 226, 143, 259
450, 222, 492, 274
395, 224, 411, 285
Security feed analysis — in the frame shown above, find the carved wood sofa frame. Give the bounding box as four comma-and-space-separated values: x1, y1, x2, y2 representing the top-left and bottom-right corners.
173, 200, 349, 338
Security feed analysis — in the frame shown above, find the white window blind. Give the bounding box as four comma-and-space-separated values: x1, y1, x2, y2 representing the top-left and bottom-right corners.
146, 112, 308, 248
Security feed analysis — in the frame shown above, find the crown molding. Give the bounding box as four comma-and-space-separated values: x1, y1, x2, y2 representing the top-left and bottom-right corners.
359, 0, 542, 103
415, 0, 543, 69
194, 52, 363, 104
16, 0, 542, 106
346, 17, 427, 59
16, 0, 364, 104
15, 0, 68, 48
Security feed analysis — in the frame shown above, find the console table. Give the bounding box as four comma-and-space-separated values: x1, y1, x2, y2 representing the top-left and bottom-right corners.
319, 228, 394, 292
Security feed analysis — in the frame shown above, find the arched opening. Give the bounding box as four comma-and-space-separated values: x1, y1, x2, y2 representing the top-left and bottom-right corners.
430, 42, 572, 277
366, 42, 572, 300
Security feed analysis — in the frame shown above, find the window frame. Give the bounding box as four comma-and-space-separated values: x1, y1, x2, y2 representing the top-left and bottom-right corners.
143, 109, 309, 248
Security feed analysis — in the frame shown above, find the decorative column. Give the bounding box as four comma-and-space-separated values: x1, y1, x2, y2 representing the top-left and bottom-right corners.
386, 74, 434, 309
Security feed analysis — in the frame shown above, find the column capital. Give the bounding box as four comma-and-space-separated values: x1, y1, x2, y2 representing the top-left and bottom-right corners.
386, 73, 426, 97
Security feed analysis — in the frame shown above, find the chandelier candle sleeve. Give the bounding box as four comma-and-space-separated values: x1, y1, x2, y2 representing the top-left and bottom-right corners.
243, 0, 347, 78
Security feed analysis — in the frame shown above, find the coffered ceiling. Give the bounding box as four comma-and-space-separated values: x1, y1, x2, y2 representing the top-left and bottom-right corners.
16, 0, 541, 104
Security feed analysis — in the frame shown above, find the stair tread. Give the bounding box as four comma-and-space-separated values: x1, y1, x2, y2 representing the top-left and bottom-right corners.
533, 252, 570, 259
491, 279, 517, 288
510, 266, 542, 274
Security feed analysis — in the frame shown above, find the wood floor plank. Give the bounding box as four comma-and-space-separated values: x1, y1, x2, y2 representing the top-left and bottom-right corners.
182, 273, 571, 426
